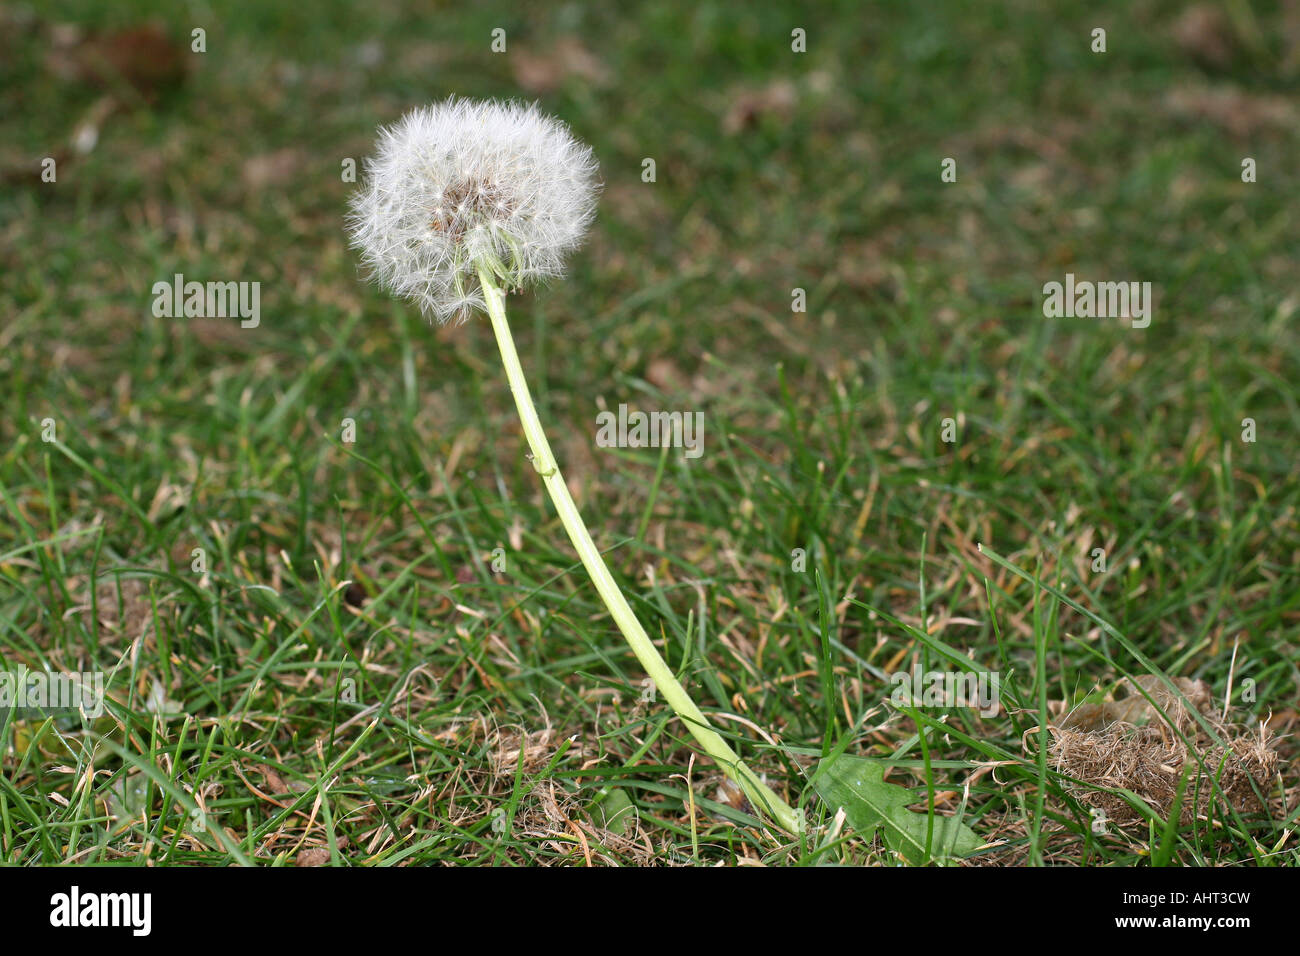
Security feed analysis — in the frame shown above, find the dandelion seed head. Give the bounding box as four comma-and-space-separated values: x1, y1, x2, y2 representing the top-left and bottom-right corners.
347, 97, 601, 324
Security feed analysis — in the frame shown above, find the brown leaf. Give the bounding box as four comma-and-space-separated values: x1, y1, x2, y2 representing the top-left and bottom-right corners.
242, 148, 305, 190
1172, 4, 1239, 71
722, 80, 798, 135
1164, 85, 1296, 137
512, 37, 610, 94
46, 22, 187, 100
259, 764, 289, 795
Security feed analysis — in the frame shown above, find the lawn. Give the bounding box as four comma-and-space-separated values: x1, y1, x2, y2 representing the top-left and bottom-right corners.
1, 0, 1297, 866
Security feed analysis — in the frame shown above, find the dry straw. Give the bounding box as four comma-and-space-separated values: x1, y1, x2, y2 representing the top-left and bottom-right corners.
1048, 675, 1279, 826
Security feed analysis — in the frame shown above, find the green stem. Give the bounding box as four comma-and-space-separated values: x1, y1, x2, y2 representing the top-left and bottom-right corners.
476, 263, 801, 836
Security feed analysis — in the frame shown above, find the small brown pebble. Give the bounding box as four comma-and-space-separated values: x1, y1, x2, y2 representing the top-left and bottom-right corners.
343, 581, 366, 607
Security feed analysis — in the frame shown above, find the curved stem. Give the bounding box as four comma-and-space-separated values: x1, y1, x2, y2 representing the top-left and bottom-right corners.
476, 264, 801, 835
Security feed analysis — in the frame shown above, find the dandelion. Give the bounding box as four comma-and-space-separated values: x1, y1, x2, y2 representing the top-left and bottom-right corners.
348, 98, 801, 835
347, 97, 600, 324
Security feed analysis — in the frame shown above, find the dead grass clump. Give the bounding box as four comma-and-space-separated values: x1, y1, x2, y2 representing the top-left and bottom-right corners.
1046, 675, 1280, 826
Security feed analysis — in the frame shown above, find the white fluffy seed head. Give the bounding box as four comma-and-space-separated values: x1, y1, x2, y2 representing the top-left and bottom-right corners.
347, 97, 600, 324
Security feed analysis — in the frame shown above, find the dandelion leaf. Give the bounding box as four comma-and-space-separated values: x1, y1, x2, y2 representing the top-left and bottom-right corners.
812, 755, 981, 864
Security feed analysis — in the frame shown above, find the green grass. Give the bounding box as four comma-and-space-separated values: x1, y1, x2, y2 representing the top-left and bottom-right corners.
1, 0, 1296, 865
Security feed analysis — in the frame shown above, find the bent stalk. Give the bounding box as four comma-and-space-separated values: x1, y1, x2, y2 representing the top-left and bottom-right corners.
476, 262, 801, 835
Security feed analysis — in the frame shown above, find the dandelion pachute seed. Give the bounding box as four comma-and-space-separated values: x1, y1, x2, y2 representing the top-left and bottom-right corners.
347, 97, 600, 323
